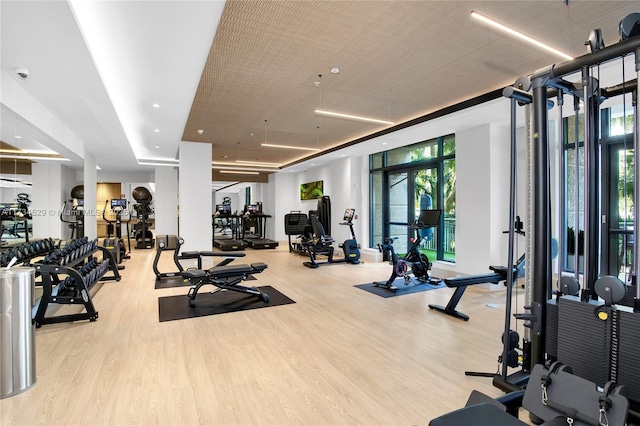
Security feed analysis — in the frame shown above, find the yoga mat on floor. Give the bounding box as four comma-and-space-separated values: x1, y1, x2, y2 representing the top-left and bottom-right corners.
354, 278, 445, 298
155, 274, 255, 289
158, 285, 295, 322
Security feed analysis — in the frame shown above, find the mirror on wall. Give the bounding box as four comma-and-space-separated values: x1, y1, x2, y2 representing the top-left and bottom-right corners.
0, 107, 33, 246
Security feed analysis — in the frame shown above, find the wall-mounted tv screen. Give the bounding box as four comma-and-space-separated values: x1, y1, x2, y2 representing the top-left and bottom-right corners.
300, 180, 323, 200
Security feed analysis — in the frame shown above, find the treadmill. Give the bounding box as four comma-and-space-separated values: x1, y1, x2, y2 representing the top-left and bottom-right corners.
212, 205, 247, 251
241, 203, 279, 249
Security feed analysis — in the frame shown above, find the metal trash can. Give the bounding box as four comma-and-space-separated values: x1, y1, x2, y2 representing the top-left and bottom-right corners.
0, 266, 36, 398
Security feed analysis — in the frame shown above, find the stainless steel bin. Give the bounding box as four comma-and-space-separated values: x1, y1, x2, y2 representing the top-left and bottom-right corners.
0, 266, 36, 398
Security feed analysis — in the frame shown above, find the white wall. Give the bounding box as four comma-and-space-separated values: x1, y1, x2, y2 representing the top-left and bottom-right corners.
154, 166, 178, 236
270, 172, 298, 242
31, 162, 63, 239
83, 152, 98, 239
456, 124, 493, 274
178, 141, 212, 252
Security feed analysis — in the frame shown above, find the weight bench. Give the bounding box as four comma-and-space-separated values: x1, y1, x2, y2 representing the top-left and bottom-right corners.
181, 262, 269, 307
153, 234, 244, 279
430, 362, 629, 426
428, 253, 526, 321
179, 250, 241, 270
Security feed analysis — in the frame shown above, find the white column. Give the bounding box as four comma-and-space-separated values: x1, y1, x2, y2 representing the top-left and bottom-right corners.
83, 152, 97, 239
179, 142, 212, 252
30, 162, 63, 238
154, 166, 178, 237
456, 124, 494, 274
457, 123, 512, 275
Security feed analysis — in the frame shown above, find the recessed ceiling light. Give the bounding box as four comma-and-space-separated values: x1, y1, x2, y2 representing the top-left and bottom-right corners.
15, 136, 22, 139
330, 67, 339, 74
152, 103, 160, 108
154, 129, 160, 133
154, 145, 160, 149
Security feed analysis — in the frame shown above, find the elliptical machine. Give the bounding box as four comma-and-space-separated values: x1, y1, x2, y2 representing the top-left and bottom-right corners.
102, 199, 131, 267
375, 209, 441, 292
132, 186, 155, 249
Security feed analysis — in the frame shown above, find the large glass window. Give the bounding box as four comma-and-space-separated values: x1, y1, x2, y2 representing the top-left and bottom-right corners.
602, 104, 635, 282
370, 135, 455, 262
386, 138, 439, 167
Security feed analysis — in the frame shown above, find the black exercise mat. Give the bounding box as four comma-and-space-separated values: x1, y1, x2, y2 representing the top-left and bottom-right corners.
154, 274, 256, 289
354, 278, 445, 298
158, 285, 295, 322
155, 276, 189, 289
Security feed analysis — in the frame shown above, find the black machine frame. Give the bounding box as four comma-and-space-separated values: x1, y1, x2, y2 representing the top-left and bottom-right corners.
463, 25, 640, 424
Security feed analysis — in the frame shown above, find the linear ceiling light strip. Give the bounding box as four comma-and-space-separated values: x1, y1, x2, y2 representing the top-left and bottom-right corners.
314, 109, 395, 125
470, 11, 574, 61
261, 143, 320, 151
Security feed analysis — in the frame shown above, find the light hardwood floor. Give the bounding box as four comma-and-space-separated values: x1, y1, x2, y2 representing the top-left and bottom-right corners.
1, 244, 528, 425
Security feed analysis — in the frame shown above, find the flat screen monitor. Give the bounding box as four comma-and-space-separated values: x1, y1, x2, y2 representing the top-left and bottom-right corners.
216, 204, 231, 215
343, 208, 355, 222
111, 199, 127, 209
75, 198, 84, 207
416, 209, 441, 227
246, 204, 260, 214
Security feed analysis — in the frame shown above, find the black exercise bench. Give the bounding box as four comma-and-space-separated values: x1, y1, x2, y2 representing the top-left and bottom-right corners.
428, 253, 525, 321
182, 262, 269, 307
153, 234, 244, 280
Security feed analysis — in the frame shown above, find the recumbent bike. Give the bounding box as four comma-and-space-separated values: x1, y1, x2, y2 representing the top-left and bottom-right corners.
302, 208, 361, 268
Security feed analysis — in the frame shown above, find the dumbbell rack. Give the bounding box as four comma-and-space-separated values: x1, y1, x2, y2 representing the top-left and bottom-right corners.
32, 238, 121, 327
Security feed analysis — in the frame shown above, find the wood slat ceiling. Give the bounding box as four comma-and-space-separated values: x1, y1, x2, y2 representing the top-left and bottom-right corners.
183, 0, 639, 181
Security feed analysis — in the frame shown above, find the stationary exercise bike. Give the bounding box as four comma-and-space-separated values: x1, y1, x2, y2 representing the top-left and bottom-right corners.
303, 208, 361, 268
375, 209, 442, 292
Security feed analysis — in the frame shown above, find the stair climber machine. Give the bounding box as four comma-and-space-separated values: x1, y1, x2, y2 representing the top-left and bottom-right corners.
132, 186, 154, 249
60, 185, 85, 240
102, 199, 131, 269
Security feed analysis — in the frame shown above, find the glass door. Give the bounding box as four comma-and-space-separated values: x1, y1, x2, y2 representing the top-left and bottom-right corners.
387, 171, 409, 253
414, 167, 439, 260
604, 141, 634, 282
